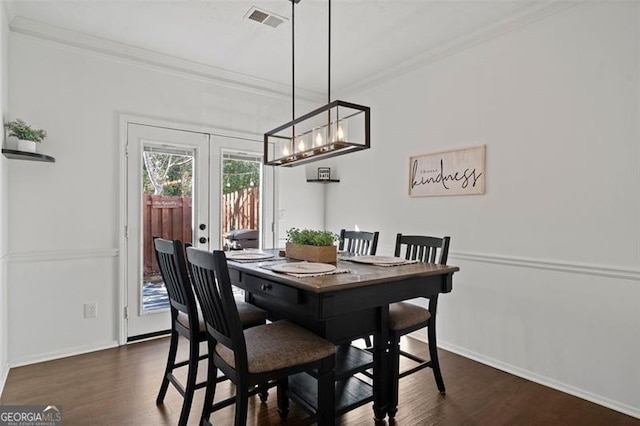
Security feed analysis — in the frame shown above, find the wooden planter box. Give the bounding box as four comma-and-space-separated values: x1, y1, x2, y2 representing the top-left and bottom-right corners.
285, 243, 337, 264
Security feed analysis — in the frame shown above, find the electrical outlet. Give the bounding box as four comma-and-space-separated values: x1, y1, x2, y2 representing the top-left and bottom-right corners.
84, 302, 97, 318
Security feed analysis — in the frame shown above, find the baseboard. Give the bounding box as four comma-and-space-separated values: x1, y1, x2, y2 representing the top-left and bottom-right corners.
437, 340, 640, 420
10, 340, 119, 368
0, 361, 8, 399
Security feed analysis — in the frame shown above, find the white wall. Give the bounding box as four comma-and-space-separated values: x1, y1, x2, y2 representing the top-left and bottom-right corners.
0, 1, 9, 395
327, 2, 640, 418
5, 32, 313, 365
5, 0, 639, 419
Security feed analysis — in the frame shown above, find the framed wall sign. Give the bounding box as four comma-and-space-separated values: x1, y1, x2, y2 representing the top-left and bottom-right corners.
317, 167, 331, 180
409, 145, 486, 197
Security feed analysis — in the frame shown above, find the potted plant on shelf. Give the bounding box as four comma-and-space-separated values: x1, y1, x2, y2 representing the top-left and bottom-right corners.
4, 119, 47, 153
286, 227, 339, 263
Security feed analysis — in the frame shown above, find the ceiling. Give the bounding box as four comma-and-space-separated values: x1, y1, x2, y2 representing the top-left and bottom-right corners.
6, 1, 570, 98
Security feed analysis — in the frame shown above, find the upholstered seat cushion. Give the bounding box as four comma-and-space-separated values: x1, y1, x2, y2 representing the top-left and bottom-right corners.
236, 301, 268, 326
177, 301, 267, 332
215, 320, 336, 374
388, 302, 431, 331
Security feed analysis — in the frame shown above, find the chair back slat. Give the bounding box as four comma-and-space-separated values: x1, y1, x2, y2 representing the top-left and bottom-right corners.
154, 238, 198, 319
394, 234, 450, 264
186, 248, 248, 366
339, 229, 380, 255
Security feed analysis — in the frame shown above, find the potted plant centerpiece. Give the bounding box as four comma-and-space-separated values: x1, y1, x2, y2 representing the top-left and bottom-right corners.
285, 227, 339, 263
4, 119, 47, 153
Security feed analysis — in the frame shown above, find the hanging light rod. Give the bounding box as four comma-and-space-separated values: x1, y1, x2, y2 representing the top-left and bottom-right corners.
264, 0, 370, 167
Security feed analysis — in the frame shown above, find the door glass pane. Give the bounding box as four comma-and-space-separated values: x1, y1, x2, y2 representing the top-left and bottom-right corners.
221, 151, 262, 250
141, 146, 194, 313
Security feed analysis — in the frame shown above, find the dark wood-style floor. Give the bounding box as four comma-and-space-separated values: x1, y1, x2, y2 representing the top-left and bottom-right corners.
1, 336, 638, 425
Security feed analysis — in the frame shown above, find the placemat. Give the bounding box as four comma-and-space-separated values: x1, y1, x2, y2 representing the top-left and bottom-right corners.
271, 262, 336, 274
338, 255, 420, 267
261, 262, 351, 278
225, 251, 275, 262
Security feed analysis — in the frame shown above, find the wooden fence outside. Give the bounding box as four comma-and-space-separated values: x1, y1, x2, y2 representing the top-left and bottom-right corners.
222, 187, 260, 234
143, 188, 259, 276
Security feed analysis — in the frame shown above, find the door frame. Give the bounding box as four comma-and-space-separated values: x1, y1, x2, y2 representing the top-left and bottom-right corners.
118, 114, 280, 345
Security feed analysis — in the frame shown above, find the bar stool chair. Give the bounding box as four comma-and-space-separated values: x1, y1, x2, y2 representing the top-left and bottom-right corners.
338, 229, 379, 255
387, 233, 450, 419
153, 238, 267, 426
339, 229, 379, 348
186, 248, 337, 426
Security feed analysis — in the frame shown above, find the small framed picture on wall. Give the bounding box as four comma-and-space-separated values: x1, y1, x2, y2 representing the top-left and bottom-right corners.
317, 167, 331, 180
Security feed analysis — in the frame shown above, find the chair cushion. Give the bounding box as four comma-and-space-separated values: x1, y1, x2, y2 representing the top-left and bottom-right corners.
177, 301, 267, 332
388, 302, 431, 331
215, 320, 336, 374
236, 301, 268, 326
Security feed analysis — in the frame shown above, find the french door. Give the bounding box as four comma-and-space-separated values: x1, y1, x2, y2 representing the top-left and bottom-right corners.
125, 123, 273, 339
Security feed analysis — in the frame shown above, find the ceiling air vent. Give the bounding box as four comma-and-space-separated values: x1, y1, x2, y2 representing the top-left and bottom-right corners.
245, 6, 287, 28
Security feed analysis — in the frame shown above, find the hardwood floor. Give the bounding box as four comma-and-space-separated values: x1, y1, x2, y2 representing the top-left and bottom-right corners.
1, 337, 637, 425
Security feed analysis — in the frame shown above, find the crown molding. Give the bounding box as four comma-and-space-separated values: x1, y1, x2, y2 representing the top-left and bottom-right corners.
338, 1, 581, 97
8, 16, 324, 105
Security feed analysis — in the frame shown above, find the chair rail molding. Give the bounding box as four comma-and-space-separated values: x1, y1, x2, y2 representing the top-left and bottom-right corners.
450, 251, 640, 281
377, 244, 639, 281
8, 248, 118, 263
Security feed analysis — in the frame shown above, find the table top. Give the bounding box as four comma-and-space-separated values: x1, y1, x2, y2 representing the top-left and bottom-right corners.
226, 249, 459, 294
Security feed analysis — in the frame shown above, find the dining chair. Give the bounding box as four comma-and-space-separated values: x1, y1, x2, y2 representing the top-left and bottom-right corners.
153, 238, 268, 426
186, 247, 337, 426
339, 229, 380, 348
338, 229, 379, 255
387, 233, 450, 419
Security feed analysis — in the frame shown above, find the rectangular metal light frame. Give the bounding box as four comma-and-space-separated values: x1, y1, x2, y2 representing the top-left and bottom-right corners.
264, 100, 370, 167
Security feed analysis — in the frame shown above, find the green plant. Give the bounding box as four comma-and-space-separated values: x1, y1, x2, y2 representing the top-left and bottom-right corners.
286, 228, 339, 247
4, 119, 47, 142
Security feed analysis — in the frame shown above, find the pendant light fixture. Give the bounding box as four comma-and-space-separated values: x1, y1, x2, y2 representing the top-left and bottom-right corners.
264, 0, 370, 167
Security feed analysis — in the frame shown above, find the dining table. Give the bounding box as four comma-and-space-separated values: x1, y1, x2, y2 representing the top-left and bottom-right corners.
225, 249, 459, 422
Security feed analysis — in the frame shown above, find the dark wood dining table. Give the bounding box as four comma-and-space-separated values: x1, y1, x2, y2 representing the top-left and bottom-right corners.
226, 250, 459, 422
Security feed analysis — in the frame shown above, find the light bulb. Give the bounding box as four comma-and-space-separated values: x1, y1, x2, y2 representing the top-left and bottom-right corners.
315, 132, 323, 147
337, 125, 345, 141
282, 146, 290, 156
298, 139, 306, 152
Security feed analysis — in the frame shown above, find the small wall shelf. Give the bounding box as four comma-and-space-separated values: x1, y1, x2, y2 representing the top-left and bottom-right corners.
2, 149, 55, 163
306, 179, 340, 183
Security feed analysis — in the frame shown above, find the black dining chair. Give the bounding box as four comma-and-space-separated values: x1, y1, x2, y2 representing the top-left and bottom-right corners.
339, 229, 379, 348
338, 229, 379, 255
186, 247, 337, 426
387, 233, 450, 419
153, 238, 268, 426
